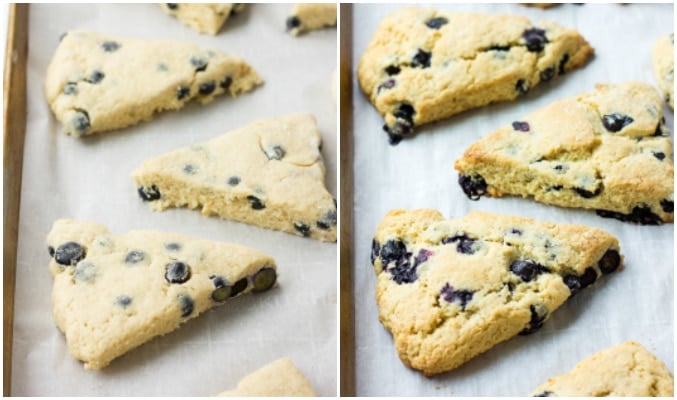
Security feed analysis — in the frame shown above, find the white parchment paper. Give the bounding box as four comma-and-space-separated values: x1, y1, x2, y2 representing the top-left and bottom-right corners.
12, 3, 337, 396
352, 3, 673, 396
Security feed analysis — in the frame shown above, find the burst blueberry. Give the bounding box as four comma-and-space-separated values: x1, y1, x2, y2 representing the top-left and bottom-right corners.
138, 185, 161, 201
512, 121, 530, 132
520, 304, 548, 335
602, 113, 634, 132
598, 249, 620, 274
411, 49, 431, 68
523, 28, 548, 52
247, 195, 265, 210
510, 259, 549, 282
458, 174, 488, 200
425, 17, 448, 29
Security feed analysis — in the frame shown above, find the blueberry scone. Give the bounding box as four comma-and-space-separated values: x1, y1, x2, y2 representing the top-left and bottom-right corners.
45, 30, 262, 137
218, 358, 316, 396
47, 219, 277, 369
286, 3, 337, 36
531, 341, 674, 396
455, 82, 674, 225
357, 7, 594, 144
371, 209, 622, 376
132, 113, 337, 242
652, 33, 674, 109
161, 3, 246, 35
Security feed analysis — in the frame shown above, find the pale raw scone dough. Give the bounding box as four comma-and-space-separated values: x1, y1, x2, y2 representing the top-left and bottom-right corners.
286, 3, 337, 36
47, 219, 278, 369
132, 113, 337, 242
45, 30, 262, 137
357, 7, 594, 144
652, 33, 674, 109
160, 3, 246, 35
455, 81, 674, 224
218, 358, 316, 397
532, 341, 674, 396
371, 209, 622, 376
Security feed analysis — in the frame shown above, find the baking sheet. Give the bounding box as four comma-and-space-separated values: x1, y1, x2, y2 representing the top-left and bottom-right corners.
351, 3, 674, 396
11, 3, 337, 396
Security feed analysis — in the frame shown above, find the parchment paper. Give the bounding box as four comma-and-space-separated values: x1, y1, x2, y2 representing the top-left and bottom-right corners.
11, 3, 337, 396
351, 3, 673, 396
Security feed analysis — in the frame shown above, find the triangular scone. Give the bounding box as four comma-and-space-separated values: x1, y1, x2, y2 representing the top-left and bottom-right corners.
357, 7, 593, 144
371, 209, 622, 376
46, 219, 278, 370
455, 82, 674, 225
286, 4, 337, 36
218, 358, 316, 397
45, 30, 262, 137
161, 3, 246, 35
132, 113, 337, 242
531, 341, 674, 396
652, 33, 674, 109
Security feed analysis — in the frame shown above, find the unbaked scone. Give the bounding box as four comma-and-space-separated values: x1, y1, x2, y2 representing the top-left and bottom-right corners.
286, 3, 337, 36
218, 358, 316, 396
47, 219, 277, 369
161, 3, 246, 35
455, 81, 674, 225
371, 209, 622, 376
357, 7, 594, 144
531, 341, 674, 396
45, 30, 262, 137
132, 113, 337, 242
652, 33, 674, 109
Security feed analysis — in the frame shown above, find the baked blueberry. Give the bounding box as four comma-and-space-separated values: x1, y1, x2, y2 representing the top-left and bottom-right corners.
74, 261, 97, 283
579, 267, 597, 288
653, 151, 666, 160
602, 113, 634, 132
520, 304, 548, 335
199, 81, 216, 95
265, 145, 285, 160
165, 242, 181, 251
190, 57, 208, 72
440, 283, 474, 310
165, 261, 191, 284
523, 28, 548, 52
563, 274, 582, 295
101, 41, 120, 52
516, 79, 530, 95
394, 104, 415, 124
124, 250, 145, 264
63, 83, 78, 95
510, 259, 549, 282
87, 70, 105, 84
166, 3, 178, 10
286, 16, 301, 30
539, 67, 555, 82
411, 49, 431, 68
596, 206, 662, 225
442, 234, 477, 255
230, 277, 248, 297
377, 79, 396, 93
178, 294, 194, 317
660, 199, 673, 213
598, 249, 620, 274
574, 186, 601, 199
412, 249, 433, 267
370, 239, 380, 265
558, 53, 569, 74
534, 391, 553, 397
54, 242, 85, 266
176, 86, 190, 100
458, 174, 488, 200
384, 65, 401, 76
183, 164, 197, 174
211, 276, 232, 302
252, 267, 277, 292
227, 176, 241, 186
137, 185, 161, 201
115, 295, 132, 308
388, 257, 418, 284
72, 110, 90, 134
48, 246, 55, 257
379, 239, 407, 266
219, 76, 233, 90
247, 195, 265, 210
488, 45, 511, 52
294, 222, 311, 237
316, 209, 337, 230
425, 17, 448, 29
512, 121, 530, 132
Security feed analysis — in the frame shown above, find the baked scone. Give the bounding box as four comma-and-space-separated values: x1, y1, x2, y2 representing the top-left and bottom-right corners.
357, 7, 594, 144
286, 3, 337, 36
46, 219, 277, 369
218, 358, 316, 396
652, 33, 674, 109
455, 82, 674, 225
45, 30, 262, 137
371, 209, 622, 376
531, 341, 674, 396
160, 3, 246, 35
132, 113, 337, 242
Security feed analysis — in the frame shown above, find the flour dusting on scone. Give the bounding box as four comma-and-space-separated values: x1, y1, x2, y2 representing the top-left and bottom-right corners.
45, 30, 262, 137
455, 81, 674, 224
161, 3, 246, 35
132, 113, 337, 242
531, 341, 674, 396
357, 7, 594, 144
652, 33, 674, 109
218, 358, 316, 397
286, 3, 337, 36
371, 209, 622, 376
47, 219, 277, 369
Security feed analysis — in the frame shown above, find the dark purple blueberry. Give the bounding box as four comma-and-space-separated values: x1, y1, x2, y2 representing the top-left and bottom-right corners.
286, 16, 301, 31
230, 277, 248, 297
316, 210, 337, 230
190, 57, 208, 72
252, 267, 277, 292
558, 53, 569, 75
394, 104, 415, 124
574, 186, 601, 199
653, 151, 666, 160
510, 228, 523, 235
211, 276, 232, 302
101, 41, 120, 52
183, 164, 196, 174
124, 250, 145, 264
553, 164, 565, 172
247, 195, 265, 210
177, 86, 190, 100
379, 240, 407, 266
199, 81, 216, 95
388, 258, 418, 284
86, 70, 105, 84
63, 82, 78, 95
602, 113, 634, 132
377, 79, 396, 93
178, 294, 194, 317
512, 121, 530, 132
579, 267, 597, 288
523, 28, 548, 52
72, 110, 90, 134
384, 65, 401, 76
412, 249, 433, 267
48, 246, 55, 257
660, 199, 673, 213
458, 174, 488, 200
264, 145, 285, 160
510, 259, 549, 282
534, 391, 553, 397
411, 49, 431, 68
165, 242, 181, 251
440, 283, 474, 309
596, 206, 662, 225
116, 295, 132, 308
442, 234, 477, 255
219, 76, 232, 90
539, 67, 555, 82
549, 185, 563, 191
227, 176, 240, 186
165, 261, 191, 284
74, 261, 96, 282
563, 274, 582, 295
516, 79, 530, 95
519, 304, 548, 335
488, 45, 511, 51
654, 123, 666, 136
294, 222, 311, 237
598, 249, 620, 274
54, 242, 85, 266
384, 121, 411, 145
370, 239, 381, 265
138, 185, 161, 201
425, 17, 448, 29
166, 3, 178, 10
